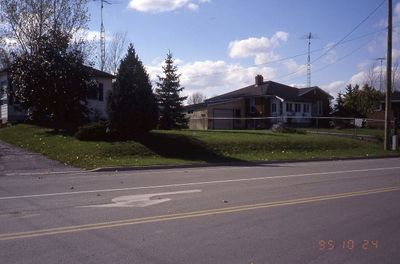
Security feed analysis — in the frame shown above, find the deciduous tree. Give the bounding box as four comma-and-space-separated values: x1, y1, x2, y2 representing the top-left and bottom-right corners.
0, 0, 89, 54
187, 92, 206, 105
10, 29, 95, 130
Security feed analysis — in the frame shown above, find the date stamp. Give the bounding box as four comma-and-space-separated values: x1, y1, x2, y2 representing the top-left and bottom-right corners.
319, 240, 379, 251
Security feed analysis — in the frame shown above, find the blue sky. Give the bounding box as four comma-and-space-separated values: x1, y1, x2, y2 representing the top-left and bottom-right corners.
86, 0, 400, 99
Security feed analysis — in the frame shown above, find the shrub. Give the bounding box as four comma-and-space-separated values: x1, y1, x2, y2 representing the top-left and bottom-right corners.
75, 122, 110, 141
271, 122, 306, 134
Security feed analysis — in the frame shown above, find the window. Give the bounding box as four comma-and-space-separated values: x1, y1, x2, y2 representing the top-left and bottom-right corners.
8, 82, 14, 105
87, 85, 98, 100
234, 109, 241, 124
249, 98, 256, 113
303, 104, 310, 113
98, 83, 104, 101
0, 81, 5, 98
317, 101, 323, 115
295, 103, 301, 113
271, 103, 277, 113
286, 103, 293, 112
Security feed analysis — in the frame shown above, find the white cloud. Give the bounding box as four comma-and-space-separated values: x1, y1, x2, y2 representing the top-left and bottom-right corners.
147, 59, 276, 98
349, 71, 367, 86
128, 0, 209, 13
323, 42, 337, 64
228, 32, 289, 64
2, 37, 18, 46
283, 59, 307, 76
395, 2, 400, 21
187, 3, 199, 10
393, 49, 400, 61
73, 30, 113, 42
254, 52, 281, 65
321, 80, 346, 97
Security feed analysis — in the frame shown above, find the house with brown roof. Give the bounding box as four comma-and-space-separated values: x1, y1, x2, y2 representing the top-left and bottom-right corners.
0, 66, 115, 124
367, 91, 400, 129
185, 75, 333, 130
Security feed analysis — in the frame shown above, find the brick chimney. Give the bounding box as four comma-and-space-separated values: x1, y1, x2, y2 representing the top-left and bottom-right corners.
255, 75, 264, 86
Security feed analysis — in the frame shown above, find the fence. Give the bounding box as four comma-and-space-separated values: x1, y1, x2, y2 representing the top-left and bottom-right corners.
188, 116, 398, 139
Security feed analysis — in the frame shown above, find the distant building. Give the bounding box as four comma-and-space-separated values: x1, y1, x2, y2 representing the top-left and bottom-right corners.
367, 91, 400, 129
184, 75, 333, 130
0, 67, 114, 124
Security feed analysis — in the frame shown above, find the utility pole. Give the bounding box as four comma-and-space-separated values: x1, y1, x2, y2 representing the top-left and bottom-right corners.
384, 0, 392, 150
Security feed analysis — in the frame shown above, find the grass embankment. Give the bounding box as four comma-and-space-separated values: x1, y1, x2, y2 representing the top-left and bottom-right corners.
0, 124, 397, 170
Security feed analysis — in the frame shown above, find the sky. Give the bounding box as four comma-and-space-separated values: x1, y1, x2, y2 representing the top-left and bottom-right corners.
85, 0, 400, 99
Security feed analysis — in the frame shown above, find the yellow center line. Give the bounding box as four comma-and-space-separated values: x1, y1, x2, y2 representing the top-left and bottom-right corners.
1, 186, 400, 241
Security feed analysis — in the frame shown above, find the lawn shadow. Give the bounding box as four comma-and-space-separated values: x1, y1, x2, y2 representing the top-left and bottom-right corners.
135, 132, 243, 164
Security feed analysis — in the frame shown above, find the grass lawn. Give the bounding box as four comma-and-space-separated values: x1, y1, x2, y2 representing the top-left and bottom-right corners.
303, 128, 385, 139
0, 124, 397, 170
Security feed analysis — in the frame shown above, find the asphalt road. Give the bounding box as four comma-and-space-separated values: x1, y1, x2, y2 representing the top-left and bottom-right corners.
1, 157, 400, 264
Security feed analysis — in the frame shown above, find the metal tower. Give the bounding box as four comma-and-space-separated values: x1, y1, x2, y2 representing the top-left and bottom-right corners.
99, 0, 111, 71
375, 57, 386, 92
303, 32, 317, 88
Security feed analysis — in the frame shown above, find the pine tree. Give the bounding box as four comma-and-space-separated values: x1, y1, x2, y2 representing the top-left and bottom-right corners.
156, 51, 188, 129
333, 93, 345, 116
335, 84, 383, 117
107, 44, 158, 137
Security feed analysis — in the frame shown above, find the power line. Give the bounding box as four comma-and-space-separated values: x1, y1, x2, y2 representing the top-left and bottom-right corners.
185, 27, 387, 81
273, 0, 387, 83
311, 0, 386, 64
279, 37, 375, 84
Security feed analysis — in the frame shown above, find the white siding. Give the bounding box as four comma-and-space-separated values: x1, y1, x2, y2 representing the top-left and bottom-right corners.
87, 77, 113, 120
0, 72, 8, 124
281, 101, 312, 124
0, 71, 114, 123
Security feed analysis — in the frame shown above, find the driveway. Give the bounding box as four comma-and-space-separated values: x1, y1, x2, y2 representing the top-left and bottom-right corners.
0, 140, 80, 176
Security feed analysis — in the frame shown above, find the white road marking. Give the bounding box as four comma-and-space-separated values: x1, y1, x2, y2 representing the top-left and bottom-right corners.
1, 166, 399, 201
80, 190, 202, 208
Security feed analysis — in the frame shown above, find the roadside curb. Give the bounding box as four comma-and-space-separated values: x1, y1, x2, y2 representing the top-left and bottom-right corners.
90, 155, 400, 172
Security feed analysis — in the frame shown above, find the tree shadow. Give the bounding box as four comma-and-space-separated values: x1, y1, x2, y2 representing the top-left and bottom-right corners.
135, 132, 242, 163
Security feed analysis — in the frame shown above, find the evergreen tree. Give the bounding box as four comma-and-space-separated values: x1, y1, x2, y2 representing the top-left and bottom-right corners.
156, 51, 188, 129
10, 29, 94, 130
333, 93, 345, 116
334, 84, 383, 117
107, 44, 158, 137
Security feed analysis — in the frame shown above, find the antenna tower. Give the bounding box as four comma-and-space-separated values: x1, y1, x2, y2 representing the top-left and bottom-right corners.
303, 32, 317, 88
99, 0, 111, 71
375, 57, 386, 92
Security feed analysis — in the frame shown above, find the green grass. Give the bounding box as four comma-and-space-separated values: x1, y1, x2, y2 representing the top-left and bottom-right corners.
0, 124, 397, 169
302, 128, 385, 139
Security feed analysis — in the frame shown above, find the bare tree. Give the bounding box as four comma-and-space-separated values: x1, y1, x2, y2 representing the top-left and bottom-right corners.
105, 32, 127, 74
187, 92, 206, 105
365, 62, 379, 90
0, 0, 89, 54
393, 60, 400, 91
0, 39, 10, 68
